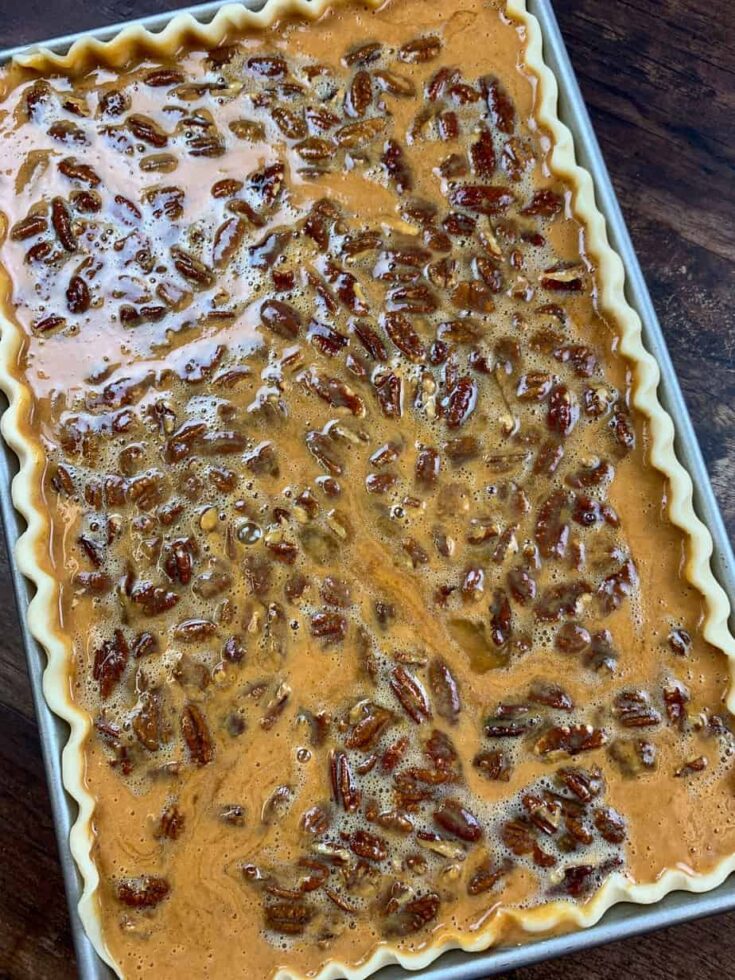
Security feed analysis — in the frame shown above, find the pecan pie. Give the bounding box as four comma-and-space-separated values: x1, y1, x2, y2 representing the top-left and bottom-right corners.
0, 0, 733, 976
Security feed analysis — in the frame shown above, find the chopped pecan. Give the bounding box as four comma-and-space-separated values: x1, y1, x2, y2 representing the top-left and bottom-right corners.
556, 766, 603, 802
663, 683, 689, 729
553, 858, 623, 898
158, 804, 185, 840
344, 702, 394, 750
547, 385, 579, 436
116, 876, 170, 909
598, 559, 639, 614
535, 581, 591, 622
485, 703, 539, 738
593, 806, 626, 844
523, 793, 561, 834
528, 681, 574, 711
443, 376, 477, 428
473, 749, 512, 781
132, 690, 167, 751
330, 750, 361, 811
481, 75, 515, 133
311, 611, 348, 642
349, 829, 388, 862
535, 724, 607, 757
467, 858, 510, 895
390, 666, 432, 723
261, 683, 291, 731
668, 628, 692, 656
675, 756, 708, 778
93, 630, 129, 698
449, 184, 514, 215
180, 704, 214, 765
613, 690, 661, 728
427, 658, 461, 724
51, 196, 76, 251
398, 35, 442, 64
382, 891, 440, 936
264, 901, 313, 935
424, 729, 459, 773
433, 799, 482, 842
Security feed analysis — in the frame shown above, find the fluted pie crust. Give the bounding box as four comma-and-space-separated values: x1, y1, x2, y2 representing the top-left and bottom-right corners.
0, 1, 733, 977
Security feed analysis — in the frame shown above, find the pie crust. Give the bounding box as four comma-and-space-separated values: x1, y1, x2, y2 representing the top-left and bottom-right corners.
0, 1, 733, 977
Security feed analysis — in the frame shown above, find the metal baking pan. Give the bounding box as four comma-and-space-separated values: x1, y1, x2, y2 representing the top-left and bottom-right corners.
1, 1, 733, 977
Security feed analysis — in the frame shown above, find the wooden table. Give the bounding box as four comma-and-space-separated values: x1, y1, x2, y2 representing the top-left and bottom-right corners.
0, 0, 733, 976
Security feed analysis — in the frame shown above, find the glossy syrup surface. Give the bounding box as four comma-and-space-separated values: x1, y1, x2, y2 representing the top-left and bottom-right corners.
0, 1, 733, 976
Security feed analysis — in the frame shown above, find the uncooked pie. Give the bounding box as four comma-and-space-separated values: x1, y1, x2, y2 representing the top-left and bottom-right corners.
0, 0, 733, 976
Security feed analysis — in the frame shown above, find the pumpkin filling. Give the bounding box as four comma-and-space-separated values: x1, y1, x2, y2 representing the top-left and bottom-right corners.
0, 1, 733, 976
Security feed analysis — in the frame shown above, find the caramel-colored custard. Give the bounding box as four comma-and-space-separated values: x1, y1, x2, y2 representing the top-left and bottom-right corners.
0, 0, 733, 976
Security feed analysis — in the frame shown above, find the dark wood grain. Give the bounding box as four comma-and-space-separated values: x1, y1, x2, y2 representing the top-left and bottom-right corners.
0, 0, 732, 977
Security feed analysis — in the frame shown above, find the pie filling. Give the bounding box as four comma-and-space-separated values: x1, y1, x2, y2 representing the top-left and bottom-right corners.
0, 0, 733, 976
